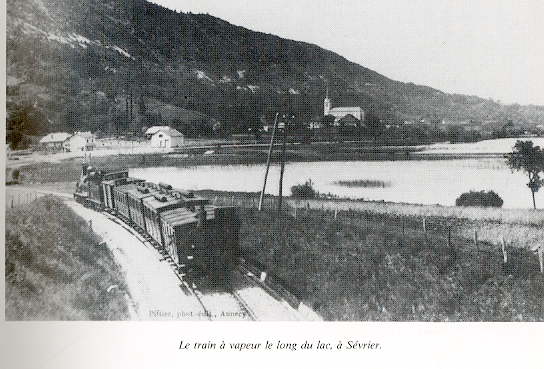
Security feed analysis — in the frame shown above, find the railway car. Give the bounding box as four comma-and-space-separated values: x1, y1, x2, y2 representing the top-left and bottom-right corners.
142, 192, 186, 245
159, 204, 240, 276
186, 205, 240, 276
160, 207, 199, 266
125, 183, 162, 232
171, 189, 211, 210
102, 171, 132, 210
113, 182, 138, 221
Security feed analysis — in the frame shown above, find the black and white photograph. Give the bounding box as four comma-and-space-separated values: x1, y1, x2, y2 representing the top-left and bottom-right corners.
3, 0, 543, 367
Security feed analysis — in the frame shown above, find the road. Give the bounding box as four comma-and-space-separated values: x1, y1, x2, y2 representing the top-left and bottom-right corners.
68, 202, 212, 321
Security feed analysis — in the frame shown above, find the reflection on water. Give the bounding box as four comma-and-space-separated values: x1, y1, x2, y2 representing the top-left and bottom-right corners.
131, 158, 540, 209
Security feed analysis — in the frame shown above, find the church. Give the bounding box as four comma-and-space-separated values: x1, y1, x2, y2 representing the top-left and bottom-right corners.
324, 94, 365, 127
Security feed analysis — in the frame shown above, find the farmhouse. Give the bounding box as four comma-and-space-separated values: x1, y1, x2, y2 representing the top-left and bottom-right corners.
64, 132, 96, 152
39, 132, 71, 149
150, 127, 184, 148
324, 95, 365, 126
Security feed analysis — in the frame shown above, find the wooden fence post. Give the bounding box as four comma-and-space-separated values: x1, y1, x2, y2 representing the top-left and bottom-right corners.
538, 247, 543, 274
501, 235, 507, 263
402, 216, 405, 241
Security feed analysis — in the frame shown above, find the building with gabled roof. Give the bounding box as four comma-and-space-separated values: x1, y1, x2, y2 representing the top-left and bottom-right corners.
39, 132, 71, 148
63, 132, 96, 152
145, 126, 170, 137
150, 127, 184, 148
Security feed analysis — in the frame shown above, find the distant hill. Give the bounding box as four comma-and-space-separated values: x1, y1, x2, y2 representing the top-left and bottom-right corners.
6, 0, 544, 148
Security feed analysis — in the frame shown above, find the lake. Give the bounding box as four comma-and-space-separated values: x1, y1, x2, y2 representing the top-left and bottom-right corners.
131, 156, 542, 209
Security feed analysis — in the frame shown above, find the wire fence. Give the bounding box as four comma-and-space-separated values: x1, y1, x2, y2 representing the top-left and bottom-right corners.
213, 193, 543, 272
5, 188, 51, 209
5, 189, 541, 272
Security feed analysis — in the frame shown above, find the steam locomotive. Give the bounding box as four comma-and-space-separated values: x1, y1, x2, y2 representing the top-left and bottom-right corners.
74, 164, 240, 277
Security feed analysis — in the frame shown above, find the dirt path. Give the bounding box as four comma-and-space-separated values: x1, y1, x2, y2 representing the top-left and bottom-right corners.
67, 202, 211, 321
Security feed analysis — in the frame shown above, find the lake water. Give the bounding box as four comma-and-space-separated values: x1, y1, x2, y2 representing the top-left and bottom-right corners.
131, 156, 542, 209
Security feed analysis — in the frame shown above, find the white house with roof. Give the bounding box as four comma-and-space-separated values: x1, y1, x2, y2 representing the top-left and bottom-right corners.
144, 126, 170, 138
39, 132, 71, 149
324, 94, 365, 126
150, 127, 184, 148
63, 132, 96, 152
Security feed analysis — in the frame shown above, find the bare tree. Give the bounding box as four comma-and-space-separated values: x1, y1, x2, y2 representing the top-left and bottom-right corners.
506, 140, 544, 209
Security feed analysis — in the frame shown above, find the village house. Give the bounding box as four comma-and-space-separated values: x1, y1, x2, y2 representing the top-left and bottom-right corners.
150, 127, 184, 148
63, 132, 96, 152
39, 132, 71, 149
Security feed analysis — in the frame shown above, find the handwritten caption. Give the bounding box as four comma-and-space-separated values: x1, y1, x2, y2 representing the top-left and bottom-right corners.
179, 340, 381, 351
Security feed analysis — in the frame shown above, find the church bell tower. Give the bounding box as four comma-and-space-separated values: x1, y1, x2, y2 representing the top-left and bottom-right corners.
324, 86, 331, 116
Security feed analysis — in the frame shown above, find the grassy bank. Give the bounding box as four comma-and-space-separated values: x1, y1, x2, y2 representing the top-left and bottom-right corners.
205, 191, 544, 252
239, 207, 543, 321
5, 196, 129, 320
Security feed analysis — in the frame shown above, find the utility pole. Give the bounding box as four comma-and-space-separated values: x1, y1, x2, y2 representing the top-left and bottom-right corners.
259, 113, 279, 211
277, 117, 287, 213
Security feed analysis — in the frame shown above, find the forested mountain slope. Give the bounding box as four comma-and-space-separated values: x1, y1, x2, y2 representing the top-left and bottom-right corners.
7, 0, 544, 148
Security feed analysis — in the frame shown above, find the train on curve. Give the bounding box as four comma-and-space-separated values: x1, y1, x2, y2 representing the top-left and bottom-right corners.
74, 164, 240, 278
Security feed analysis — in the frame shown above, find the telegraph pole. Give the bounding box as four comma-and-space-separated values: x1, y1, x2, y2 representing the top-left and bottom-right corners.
258, 113, 279, 211
277, 117, 287, 213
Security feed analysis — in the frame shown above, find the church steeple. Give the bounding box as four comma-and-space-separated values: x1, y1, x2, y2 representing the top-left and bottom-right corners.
324, 84, 331, 116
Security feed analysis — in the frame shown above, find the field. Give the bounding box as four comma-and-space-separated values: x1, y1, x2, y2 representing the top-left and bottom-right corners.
238, 206, 543, 321
5, 196, 130, 320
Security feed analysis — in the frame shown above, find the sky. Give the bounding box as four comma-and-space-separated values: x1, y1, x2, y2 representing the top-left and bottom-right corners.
150, 0, 544, 106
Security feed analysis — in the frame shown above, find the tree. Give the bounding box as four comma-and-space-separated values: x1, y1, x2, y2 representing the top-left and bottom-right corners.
506, 140, 544, 209
365, 113, 383, 139
322, 115, 335, 141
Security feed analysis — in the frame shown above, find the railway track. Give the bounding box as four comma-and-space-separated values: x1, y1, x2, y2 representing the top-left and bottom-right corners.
102, 208, 258, 321
103, 208, 318, 320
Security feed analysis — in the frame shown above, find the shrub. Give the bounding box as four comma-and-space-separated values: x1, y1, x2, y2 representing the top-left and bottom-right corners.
455, 190, 504, 207
291, 179, 317, 199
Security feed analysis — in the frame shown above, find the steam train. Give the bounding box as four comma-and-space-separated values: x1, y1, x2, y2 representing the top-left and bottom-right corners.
74, 164, 240, 277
